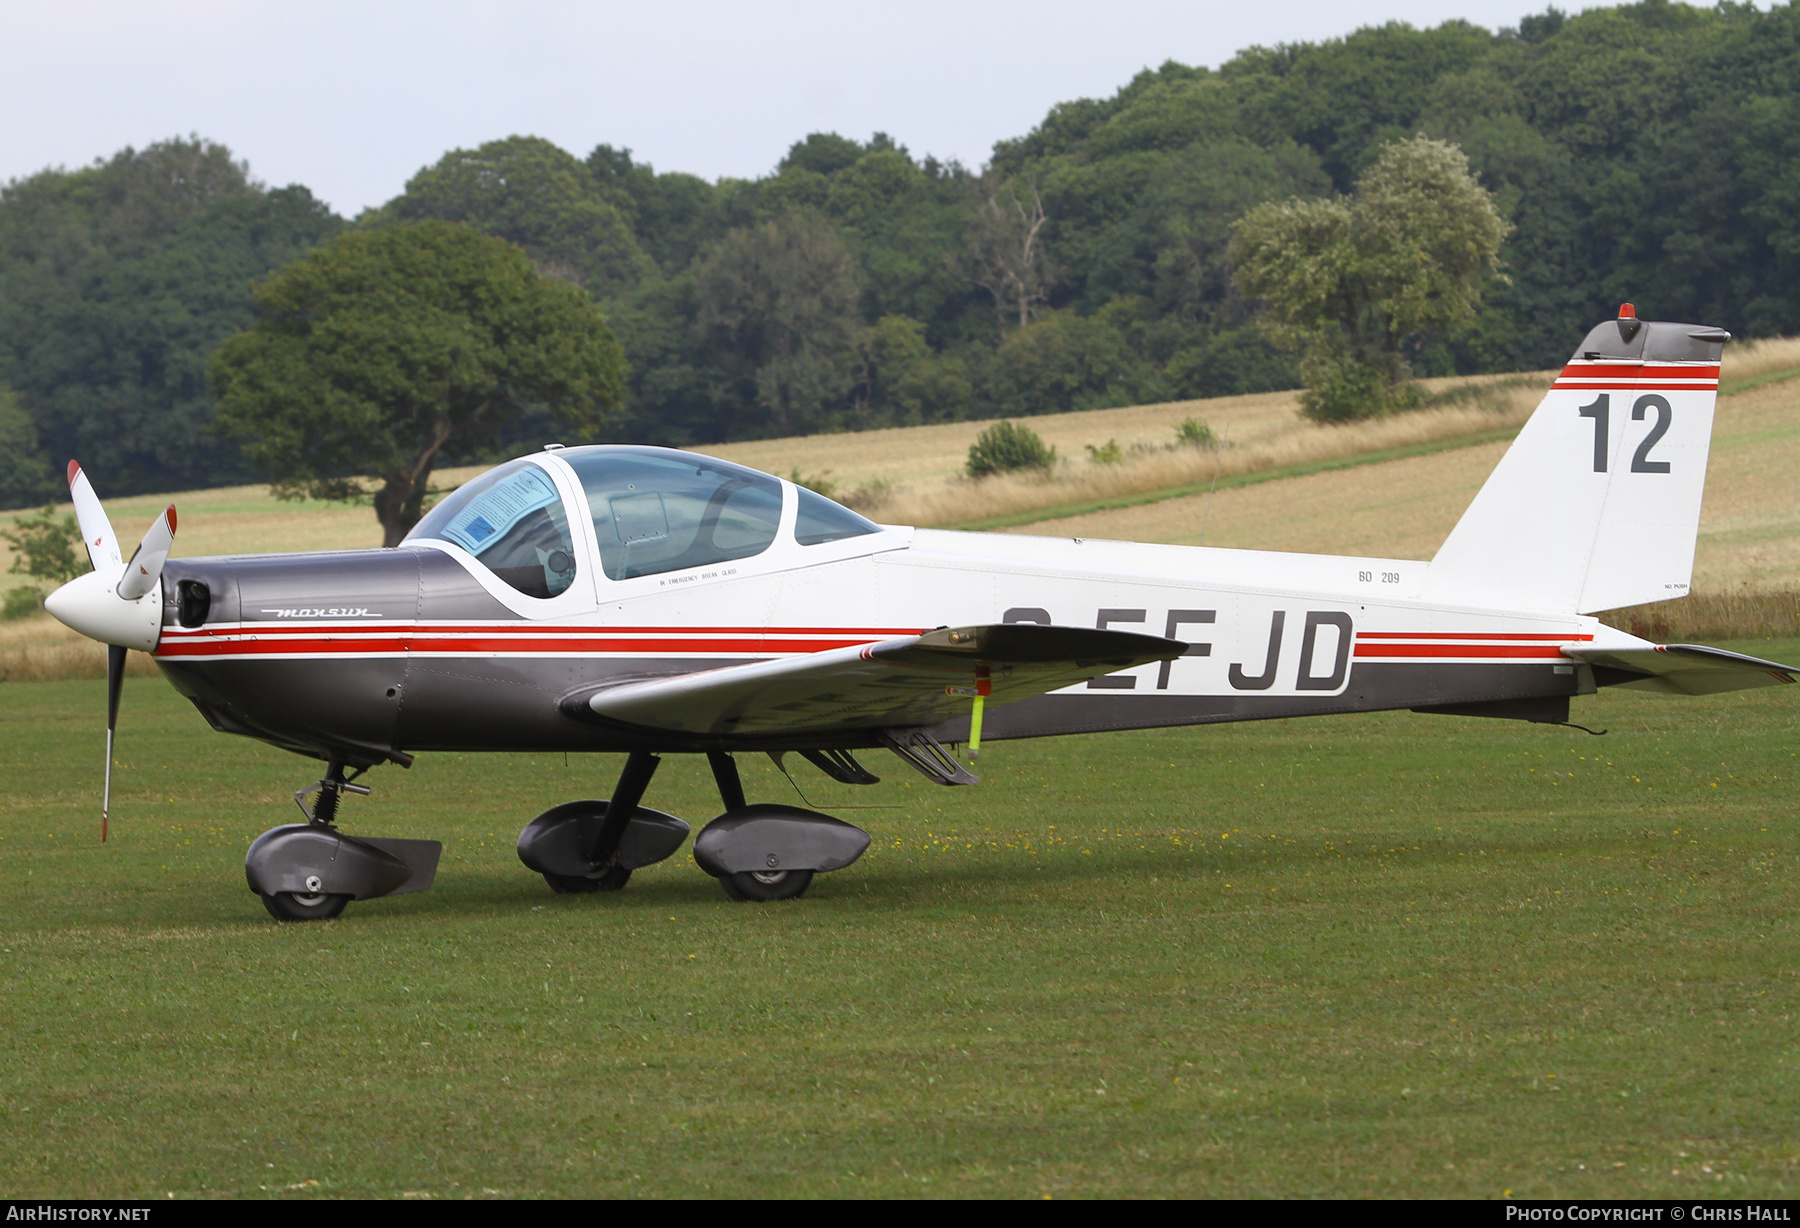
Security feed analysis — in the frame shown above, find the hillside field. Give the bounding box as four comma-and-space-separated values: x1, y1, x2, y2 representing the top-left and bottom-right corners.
1021, 363, 1800, 597
4, 340, 1798, 681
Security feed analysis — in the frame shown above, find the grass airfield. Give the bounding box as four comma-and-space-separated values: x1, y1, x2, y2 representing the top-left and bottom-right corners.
4, 659, 1799, 1199
4, 346, 1799, 1196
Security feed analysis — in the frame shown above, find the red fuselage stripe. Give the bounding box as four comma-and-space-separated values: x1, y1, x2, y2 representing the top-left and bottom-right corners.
1552, 383, 1718, 392
158, 622, 1590, 662
1353, 643, 1568, 659
1553, 361, 1718, 392
162, 624, 925, 638
156, 636, 875, 658
1557, 363, 1719, 378
165, 639, 1573, 661
1355, 632, 1592, 641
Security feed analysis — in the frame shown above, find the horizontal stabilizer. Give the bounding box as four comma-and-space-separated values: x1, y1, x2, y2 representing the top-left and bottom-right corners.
583, 623, 1185, 737
1566, 643, 1798, 695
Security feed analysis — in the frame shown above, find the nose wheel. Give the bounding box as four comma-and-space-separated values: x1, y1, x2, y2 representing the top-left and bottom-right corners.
262, 890, 350, 921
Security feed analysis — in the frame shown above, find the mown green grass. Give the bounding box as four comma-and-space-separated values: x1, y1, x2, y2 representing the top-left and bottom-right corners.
1718, 367, 1800, 398
3, 653, 1799, 1199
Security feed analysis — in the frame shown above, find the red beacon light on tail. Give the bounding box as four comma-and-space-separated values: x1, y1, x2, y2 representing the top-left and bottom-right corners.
1617, 301, 1642, 341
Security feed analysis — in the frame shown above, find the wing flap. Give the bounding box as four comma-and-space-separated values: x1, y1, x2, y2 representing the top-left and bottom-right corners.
585, 623, 1184, 737
1567, 643, 1799, 695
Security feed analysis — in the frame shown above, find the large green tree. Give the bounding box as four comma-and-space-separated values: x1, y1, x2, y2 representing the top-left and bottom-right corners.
692, 211, 862, 435
210, 221, 626, 545
1231, 135, 1508, 419
0, 385, 55, 511
0, 138, 345, 495
383, 136, 653, 297
25, 3, 1800, 476
586, 145, 724, 276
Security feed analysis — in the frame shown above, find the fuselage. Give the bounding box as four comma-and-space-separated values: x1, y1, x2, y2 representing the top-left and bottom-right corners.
146, 445, 1636, 768
38, 316, 1767, 916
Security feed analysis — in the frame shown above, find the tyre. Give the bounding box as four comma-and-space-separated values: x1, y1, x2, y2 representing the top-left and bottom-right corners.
720, 868, 813, 902
542, 866, 631, 894
261, 891, 350, 922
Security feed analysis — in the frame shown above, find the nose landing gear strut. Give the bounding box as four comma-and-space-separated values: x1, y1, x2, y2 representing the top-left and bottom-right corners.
245, 759, 442, 922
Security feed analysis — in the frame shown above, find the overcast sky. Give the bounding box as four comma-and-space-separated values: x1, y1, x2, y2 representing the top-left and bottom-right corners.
3, 0, 1640, 216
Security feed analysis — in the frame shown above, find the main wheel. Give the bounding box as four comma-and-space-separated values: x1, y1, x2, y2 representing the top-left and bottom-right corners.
261, 890, 350, 922
542, 866, 631, 894
719, 868, 814, 902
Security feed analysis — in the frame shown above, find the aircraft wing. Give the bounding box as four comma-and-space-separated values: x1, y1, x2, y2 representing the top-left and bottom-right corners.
583, 623, 1186, 737
1566, 643, 1799, 695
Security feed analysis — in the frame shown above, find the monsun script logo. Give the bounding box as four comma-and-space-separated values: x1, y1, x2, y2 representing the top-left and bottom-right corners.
259, 607, 378, 619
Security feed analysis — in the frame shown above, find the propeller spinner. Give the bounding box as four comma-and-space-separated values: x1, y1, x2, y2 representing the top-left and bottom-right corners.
42, 462, 177, 841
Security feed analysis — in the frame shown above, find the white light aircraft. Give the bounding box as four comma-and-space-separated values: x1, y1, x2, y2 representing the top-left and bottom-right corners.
42, 305, 1795, 920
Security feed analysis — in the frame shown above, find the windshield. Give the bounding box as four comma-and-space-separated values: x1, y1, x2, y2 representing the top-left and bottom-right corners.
406, 459, 578, 599
562, 447, 782, 581
793, 485, 880, 546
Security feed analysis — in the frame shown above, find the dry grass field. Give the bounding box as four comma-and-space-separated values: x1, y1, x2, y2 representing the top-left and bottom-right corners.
1011, 344, 1800, 597
1013, 433, 1518, 558
1, 373, 1550, 569
0, 617, 158, 683
5, 337, 1797, 680
702, 371, 1547, 528
712, 337, 1800, 529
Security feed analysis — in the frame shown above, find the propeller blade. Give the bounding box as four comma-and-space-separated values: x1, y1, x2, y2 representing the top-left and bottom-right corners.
104, 644, 125, 842
116, 505, 177, 601
66, 461, 121, 572
44, 468, 164, 651
49, 467, 156, 839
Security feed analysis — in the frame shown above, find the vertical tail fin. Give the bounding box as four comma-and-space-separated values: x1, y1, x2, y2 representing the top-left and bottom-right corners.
1428, 307, 1728, 614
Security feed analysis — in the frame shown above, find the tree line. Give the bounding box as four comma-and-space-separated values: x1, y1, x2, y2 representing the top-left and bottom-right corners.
5, 0, 1800, 506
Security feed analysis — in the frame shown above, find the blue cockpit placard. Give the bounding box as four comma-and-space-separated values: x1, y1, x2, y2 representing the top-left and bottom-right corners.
438, 467, 560, 557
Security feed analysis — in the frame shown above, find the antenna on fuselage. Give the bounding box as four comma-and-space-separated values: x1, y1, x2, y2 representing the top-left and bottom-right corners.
1196, 422, 1230, 547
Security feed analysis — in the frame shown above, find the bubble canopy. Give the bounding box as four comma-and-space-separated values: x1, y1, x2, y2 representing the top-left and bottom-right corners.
406, 446, 881, 594
566, 447, 782, 581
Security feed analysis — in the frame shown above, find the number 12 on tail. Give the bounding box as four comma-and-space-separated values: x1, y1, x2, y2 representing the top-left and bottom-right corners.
1578, 393, 1673, 474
